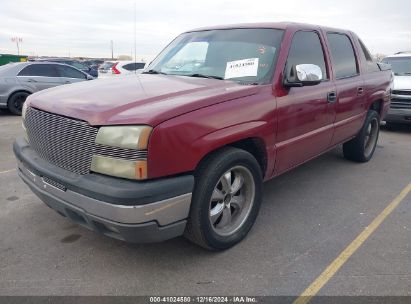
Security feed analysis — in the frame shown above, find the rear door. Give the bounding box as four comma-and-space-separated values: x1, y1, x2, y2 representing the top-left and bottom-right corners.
17, 64, 62, 91
326, 33, 365, 145
55, 64, 88, 84
275, 30, 336, 174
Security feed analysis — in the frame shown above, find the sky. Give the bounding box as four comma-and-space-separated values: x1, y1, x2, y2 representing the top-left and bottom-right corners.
1, 0, 411, 60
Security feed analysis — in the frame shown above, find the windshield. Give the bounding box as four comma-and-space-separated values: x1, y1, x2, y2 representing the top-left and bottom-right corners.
382, 57, 411, 76
146, 28, 284, 85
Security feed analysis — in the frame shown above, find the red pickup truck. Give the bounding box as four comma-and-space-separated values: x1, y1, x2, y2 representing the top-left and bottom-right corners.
14, 22, 392, 250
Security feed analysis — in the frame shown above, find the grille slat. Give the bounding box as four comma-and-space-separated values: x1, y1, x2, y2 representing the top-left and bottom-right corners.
391, 98, 411, 109
392, 90, 411, 96
25, 107, 147, 175
94, 144, 147, 160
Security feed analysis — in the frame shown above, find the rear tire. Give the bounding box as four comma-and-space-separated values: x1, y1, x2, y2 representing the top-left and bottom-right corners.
184, 147, 262, 250
343, 110, 380, 162
8, 92, 30, 115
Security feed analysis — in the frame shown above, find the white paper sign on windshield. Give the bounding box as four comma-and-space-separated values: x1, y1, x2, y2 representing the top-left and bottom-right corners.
224, 58, 259, 79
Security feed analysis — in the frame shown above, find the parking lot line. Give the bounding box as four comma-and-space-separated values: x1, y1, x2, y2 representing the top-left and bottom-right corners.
0, 169, 16, 174
293, 181, 411, 304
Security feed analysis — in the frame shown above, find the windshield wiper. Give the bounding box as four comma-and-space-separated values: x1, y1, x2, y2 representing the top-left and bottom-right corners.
394, 72, 411, 76
186, 73, 224, 80
237, 81, 259, 85
142, 69, 168, 75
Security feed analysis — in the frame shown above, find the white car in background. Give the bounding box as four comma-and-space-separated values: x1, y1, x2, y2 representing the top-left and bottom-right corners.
382, 52, 411, 124
98, 61, 146, 78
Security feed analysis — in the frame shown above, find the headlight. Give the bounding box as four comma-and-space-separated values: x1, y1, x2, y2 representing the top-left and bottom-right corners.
95, 126, 152, 150
22, 102, 28, 120
91, 125, 152, 180
22, 103, 28, 141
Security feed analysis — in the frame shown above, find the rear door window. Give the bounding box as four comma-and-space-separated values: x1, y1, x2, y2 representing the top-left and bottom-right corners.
56, 65, 87, 79
18, 64, 59, 77
358, 39, 380, 73
327, 33, 359, 79
286, 31, 328, 79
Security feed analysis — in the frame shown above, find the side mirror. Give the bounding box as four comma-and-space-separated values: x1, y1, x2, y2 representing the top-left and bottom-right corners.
86, 74, 94, 80
284, 64, 323, 87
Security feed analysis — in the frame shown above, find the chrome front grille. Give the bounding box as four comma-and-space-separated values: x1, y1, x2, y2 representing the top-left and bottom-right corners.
42, 176, 67, 191
391, 90, 411, 109
25, 107, 147, 175
391, 98, 411, 109
25, 107, 97, 174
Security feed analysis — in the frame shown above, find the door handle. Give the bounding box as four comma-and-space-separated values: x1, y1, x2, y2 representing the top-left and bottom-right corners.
327, 91, 337, 103
27, 79, 37, 83
357, 87, 364, 95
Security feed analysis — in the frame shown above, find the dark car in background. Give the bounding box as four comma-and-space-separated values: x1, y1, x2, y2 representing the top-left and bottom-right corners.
97, 61, 114, 77
83, 59, 104, 67
36, 58, 98, 78
83, 59, 104, 71
0, 61, 93, 115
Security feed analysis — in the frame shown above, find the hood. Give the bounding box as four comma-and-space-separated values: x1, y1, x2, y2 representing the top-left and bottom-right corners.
393, 75, 411, 91
27, 74, 260, 126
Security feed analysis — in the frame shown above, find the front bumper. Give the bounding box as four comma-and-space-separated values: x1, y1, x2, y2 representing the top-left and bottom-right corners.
385, 108, 411, 124
14, 138, 194, 243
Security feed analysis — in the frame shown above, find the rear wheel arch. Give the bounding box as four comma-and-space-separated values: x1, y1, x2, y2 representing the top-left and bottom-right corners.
343, 110, 380, 162
7, 89, 32, 103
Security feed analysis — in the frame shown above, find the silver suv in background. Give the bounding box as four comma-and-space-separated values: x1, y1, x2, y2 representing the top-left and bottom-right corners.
0, 62, 93, 115
382, 53, 411, 124
98, 61, 146, 78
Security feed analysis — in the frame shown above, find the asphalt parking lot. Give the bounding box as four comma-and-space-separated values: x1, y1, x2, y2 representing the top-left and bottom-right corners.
0, 110, 410, 298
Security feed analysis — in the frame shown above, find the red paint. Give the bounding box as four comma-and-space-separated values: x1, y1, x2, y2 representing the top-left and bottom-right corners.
111, 62, 121, 74
26, 22, 392, 181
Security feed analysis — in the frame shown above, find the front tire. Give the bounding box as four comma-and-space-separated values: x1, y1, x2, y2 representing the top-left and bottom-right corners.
343, 110, 380, 162
8, 92, 30, 115
185, 147, 262, 250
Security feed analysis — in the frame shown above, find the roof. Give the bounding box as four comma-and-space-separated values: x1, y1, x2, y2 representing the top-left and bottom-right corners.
0, 61, 86, 76
186, 21, 352, 34
36, 58, 78, 62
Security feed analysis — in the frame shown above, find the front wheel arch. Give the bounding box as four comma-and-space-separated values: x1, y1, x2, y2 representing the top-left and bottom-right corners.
185, 146, 263, 250
7, 90, 31, 115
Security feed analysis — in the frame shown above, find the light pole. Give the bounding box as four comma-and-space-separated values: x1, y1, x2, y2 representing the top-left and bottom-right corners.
134, 2, 137, 67
11, 37, 23, 55
110, 40, 114, 59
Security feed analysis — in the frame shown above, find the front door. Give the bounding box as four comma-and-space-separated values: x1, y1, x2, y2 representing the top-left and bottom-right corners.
275, 30, 336, 174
